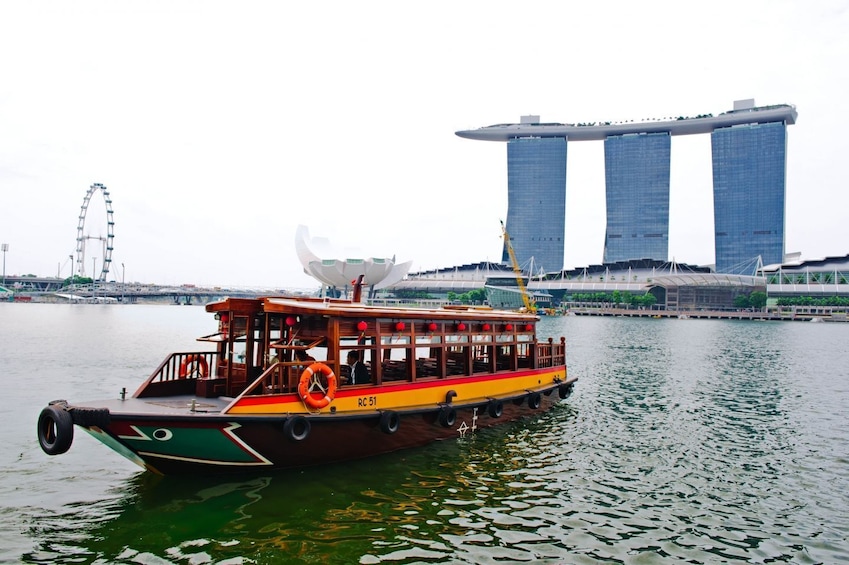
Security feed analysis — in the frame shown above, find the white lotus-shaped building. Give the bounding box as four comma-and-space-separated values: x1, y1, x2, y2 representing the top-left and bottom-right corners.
295, 225, 412, 290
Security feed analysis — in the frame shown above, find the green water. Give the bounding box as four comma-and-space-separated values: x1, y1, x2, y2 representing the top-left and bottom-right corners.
2, 304, 847, 563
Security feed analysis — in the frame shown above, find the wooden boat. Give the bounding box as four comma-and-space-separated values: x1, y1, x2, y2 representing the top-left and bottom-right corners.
37, 287, 575, 475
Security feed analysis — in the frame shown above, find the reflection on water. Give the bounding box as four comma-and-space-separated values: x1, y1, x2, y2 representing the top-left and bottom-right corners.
3, 305, 849, 563
24, 415, 591, 565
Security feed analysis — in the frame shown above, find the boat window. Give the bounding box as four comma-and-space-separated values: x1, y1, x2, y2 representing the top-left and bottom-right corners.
445, 344, 469, 375
472, 344, 493, 374
264, 316, 284, 359
229, 316, 250, 365
232, 341, 247, 364
231, 316, 248, 339
414, 335, 436, 365
418, 334, 442, 380
517, 342, 532, 368
381, 334, 410, 349
305, 345, 327, 363
471, 332, 488, 344
340, 337, 376, 386
497, 345, 516, 371
373, 332, 405, 382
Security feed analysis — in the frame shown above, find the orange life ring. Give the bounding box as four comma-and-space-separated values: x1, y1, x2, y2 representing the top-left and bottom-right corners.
179, 355, 209, 379
298, 362, 337, 409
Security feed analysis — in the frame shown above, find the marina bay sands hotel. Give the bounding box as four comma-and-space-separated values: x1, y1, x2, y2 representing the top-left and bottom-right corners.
456, 99, 797, 275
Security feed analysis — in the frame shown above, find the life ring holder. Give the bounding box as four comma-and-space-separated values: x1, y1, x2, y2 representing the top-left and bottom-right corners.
178, 355, 209, 379
298, 362, 338, 410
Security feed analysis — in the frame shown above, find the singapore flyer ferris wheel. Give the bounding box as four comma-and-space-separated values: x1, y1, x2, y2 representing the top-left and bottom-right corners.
75, 183, 114, 282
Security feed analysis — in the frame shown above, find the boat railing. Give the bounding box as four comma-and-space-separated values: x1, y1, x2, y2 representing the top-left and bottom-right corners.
536, 337, 566, 368
134, 351, 219, 397
242, 360, 335, 396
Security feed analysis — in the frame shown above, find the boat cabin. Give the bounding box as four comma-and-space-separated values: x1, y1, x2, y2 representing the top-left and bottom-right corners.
134, 296, 565, 401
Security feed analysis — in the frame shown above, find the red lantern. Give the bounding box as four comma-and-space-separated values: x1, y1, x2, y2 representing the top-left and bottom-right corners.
357, 321, 368, 331
218, 313, 230, 338
505, 323, 513, 331
285, 316, 297, 327
457, 322, 466, 331
395, 322, 406, 331
427, 322, 438, 332
525, 323, 533, 331
482, 323, 491, 331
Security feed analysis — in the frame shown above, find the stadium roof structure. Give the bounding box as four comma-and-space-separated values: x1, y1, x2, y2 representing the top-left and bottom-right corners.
762, 253, 849, 272
649, 273, 765, 289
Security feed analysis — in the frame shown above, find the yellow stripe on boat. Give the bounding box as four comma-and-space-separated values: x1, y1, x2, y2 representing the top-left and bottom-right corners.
225, 368, 567, 415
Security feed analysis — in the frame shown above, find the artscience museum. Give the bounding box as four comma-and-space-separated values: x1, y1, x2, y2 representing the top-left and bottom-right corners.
294, 225, 412, 292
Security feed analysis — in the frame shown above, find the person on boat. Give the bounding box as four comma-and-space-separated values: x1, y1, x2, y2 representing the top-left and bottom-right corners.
346, 350, 369, 385
294, 349, 316, 365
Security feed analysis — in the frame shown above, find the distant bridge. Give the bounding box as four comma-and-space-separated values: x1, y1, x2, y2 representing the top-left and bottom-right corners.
2, 276, 316, 305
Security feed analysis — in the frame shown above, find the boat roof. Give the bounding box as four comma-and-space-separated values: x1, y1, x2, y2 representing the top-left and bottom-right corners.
207, 295, 538, 322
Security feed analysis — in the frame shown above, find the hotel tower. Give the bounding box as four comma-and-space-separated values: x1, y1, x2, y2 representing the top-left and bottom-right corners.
456, 100, 797, 275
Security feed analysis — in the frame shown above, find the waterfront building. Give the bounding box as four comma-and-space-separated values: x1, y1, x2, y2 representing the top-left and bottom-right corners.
603, 132, 671, 263
761, 253, 849, 296
387, 255, 849, 312
503, 137, 566, 273
456, 100, 797, 274
712, 121, 787, 274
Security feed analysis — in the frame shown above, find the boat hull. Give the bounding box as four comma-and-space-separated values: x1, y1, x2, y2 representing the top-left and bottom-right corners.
72, 381, 575, 475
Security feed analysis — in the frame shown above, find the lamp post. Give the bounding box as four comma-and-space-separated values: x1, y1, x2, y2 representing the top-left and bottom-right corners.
1, 243, 8, 287
121, 262, 125, 303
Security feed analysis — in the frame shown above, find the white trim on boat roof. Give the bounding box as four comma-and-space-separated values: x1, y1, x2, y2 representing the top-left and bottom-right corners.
262, 297, 537, 320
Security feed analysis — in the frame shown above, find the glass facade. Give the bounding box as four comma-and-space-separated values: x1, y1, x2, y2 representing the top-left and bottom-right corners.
486, 116, 790, 276
503, 137, 567, 273
603, 133, 671, 263
712, 122, 787, 274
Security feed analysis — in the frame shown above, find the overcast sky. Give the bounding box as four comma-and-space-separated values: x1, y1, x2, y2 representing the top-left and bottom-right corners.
1, 1, 847, 289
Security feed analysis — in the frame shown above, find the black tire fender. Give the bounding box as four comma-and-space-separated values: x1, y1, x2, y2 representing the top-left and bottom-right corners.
558, 383, 574, 399
438, 405, 456, 428
379, 410, 400, 434
284, 415, 311, 442
37, 405, 74, 455
71, 407, 111, 428
528, 392, 542, 410
487, 399, 503, 418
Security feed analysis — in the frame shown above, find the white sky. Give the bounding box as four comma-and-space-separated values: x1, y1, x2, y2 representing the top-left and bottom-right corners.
1, 1, 847, 289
